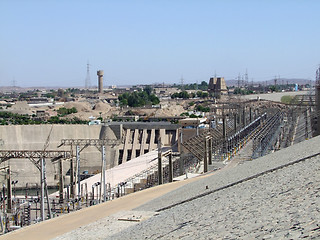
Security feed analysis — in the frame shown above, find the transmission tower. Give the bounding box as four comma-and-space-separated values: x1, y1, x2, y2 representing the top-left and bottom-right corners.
12, 77, 16, 88
85, 62, 91, 89
244, 69, 249, 86
180, 76, 184, 90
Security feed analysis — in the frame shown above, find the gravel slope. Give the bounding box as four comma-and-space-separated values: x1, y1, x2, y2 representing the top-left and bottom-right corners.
135, 136, 320, 212
110, 156, 320, 239
54, 136, 320, 240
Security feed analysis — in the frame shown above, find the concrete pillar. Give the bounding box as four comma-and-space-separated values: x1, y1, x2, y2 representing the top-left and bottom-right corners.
174, 129, 178, 143
160, 129, 165, 145
242, 107, 246, 126
204, 138, 208, 173
157, 138, 163, 185
178, 128, 183, 153
179, 153, 184, 175
208, 138, 212, 165
122, 129, 131, 163
131, 129, 139, 159
249, 107, 252, 122
140, 129, 147, 154
168, 152, 173, 182
149, 129, 156, 151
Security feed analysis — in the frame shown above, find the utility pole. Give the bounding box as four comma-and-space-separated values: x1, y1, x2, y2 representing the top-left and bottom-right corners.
6, 167, 11, 213
101, 145, 106, 202
70, 145, 75, 198
76, 145, 81, 208
40, 158, 45, 221
168, 151, 173, 182
157, 137, 163, 185
59, 160, 63, 204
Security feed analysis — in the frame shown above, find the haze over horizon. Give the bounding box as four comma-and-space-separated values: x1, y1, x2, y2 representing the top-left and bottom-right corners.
1, 0, 319, 87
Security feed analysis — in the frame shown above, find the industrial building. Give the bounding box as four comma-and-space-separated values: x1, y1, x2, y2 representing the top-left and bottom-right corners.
208, 77, 228, 98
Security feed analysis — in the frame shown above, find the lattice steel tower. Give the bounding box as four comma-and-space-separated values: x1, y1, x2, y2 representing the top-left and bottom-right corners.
85, 61, 91, 89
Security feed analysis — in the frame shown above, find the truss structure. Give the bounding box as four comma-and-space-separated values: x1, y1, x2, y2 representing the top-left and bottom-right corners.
0, 150, 71, 169
58, 139, 119, 149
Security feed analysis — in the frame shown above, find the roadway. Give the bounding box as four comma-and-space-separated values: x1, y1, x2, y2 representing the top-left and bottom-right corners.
1, 171, 215, 240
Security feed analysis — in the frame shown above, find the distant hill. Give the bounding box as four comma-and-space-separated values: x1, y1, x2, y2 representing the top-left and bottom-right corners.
226, 78, 314, 87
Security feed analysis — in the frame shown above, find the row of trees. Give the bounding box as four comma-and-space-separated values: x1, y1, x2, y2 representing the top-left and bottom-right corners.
174, 81, 208, 91
233, 88, 254, 95
118, 86, 160, 107
171, 91, 209, 99
0, 112, 87, 125
57, 107, 77, 116
195, 105, 210, 112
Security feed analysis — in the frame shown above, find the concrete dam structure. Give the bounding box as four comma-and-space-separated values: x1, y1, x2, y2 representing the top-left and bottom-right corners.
0, 123, 179, 189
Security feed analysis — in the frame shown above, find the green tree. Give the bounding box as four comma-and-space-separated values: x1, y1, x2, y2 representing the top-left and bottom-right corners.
143, 85, 153, 96
118, 87, 159, 107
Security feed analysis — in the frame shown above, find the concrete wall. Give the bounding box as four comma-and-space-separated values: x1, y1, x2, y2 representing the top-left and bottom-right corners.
117, 123, 179, 164
0, 122, 179, 189
0, 124, 118, 188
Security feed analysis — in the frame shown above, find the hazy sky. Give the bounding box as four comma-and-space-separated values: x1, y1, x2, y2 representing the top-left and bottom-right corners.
1, 0, 319, 87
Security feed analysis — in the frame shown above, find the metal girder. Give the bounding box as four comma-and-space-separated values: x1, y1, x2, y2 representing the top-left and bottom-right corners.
58, 139, 119, 148
0, 150, 71, 169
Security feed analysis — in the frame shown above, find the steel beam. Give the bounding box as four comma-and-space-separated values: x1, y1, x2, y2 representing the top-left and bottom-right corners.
58, 139, 119, 148
0, 150, 71, 169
